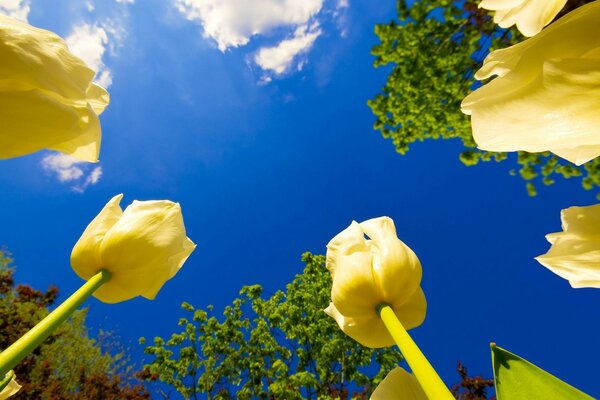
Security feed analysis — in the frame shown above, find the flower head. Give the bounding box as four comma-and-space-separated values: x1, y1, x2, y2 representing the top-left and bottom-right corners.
0, 372, 21, 400
0, 13, 109, 162
461, 1, 600, 166
370, 367, 427, 400
536, 203, 600, 288
71, 194, 196, 303
479, 0, 567, 37
324, 217, 426, 348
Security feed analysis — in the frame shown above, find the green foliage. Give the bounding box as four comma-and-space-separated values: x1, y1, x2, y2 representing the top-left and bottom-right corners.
491, 344, 593, 399
368, 0, 600, 198
140, 253, 403, 399
0, 249, 149, 399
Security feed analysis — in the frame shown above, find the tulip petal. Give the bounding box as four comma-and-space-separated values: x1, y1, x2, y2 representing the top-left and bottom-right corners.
370, 367, 427, 400
330, 247, 381, 318
326, 221, 369, 278
536, 203, 600, 288
462, 1, 600, 165
0, 13, 108, 161
97, 200, 195, 303
0, 89, 102, 162
0, 372, 21, 400
324, 302, 394, 348
360, 217, 422, 306
479, 0, 567, 37
71, 194, 124, 281
391, 287, 427, 330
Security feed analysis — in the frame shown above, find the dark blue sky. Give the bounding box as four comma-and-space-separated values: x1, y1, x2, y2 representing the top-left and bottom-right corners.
1, 0, 598, 397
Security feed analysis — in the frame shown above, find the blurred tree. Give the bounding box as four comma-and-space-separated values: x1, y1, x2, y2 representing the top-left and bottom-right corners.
368, 0, 600, 198
0, 249, 149, 400
140, 253, 403, 399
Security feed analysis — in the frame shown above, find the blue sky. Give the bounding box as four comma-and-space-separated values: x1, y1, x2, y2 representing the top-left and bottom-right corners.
1, 0, 599, 397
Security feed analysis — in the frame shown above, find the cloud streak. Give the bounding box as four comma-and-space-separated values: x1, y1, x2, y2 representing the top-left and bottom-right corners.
41, 154, 103, 193
0, 0, 30, 21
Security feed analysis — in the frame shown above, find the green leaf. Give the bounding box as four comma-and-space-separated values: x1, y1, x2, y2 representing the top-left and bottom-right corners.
491, 344, 595, 400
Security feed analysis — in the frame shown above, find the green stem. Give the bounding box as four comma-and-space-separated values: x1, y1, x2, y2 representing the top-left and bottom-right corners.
0, 270, 110, 377
377, 304, 454, 400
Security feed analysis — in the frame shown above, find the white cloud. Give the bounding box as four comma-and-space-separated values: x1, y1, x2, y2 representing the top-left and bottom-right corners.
254, 24, 321, 77
0, 0, 30, 21
175, 0, 323, 51
41, 153, 103, 192
115, 0, 135, 3
66, 23, 113, 88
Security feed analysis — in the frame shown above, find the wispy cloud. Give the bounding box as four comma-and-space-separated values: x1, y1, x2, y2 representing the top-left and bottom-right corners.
254, 23, 321, 80
41, 154, 103, 193
66, 22, 114, 88
0, 0, 30, 22
174, 0, 323, 51
173, 0, 349, 82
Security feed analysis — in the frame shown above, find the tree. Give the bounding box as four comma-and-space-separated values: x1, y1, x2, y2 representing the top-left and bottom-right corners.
141, 253, 496, 399
140, 253, 403, 399
368, 0, 600, 197
451, 362, 495, 400
0, 249, 149, 400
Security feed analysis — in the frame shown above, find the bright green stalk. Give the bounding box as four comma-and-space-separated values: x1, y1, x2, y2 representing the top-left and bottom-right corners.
377, 304, 454, 400
0, 269, 110, 378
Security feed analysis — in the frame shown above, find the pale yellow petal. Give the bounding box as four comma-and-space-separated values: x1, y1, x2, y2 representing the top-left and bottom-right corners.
463, 55, 600, 165
330, 248, 380, 318
0, 88, 100, 161
86, 83, 110, 115
479, 0, 567, 37
479, 0, 524, 10
560, 204, 600, 237
47, 103, 102, 163
536, 248, 600, 288
324, 302, 394, 348
360, 217, 422, 306
71, 194, 124, 281
96, 200, 195, 303
326, 221, 369, 278
536, 203, 600, 288
0, 372, 21, 399
391, 287, 427, 330
370, 367, 428, 400
0, 13, 109, 161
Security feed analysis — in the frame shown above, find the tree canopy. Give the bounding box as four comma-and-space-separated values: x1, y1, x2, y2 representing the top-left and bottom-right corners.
140, 253, 403, 399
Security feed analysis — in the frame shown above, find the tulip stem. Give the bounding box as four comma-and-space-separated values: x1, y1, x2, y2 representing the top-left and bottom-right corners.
377, 304, 454, 400
0, 269, 110, 378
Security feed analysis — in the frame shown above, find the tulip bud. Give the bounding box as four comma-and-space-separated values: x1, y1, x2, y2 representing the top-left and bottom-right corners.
536, 203, 600, 288
324, 217, 426, 348
71, 194, 196, 303
0, 14, 109, 162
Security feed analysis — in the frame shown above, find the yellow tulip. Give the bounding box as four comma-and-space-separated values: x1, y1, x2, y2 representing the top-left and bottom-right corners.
0, 13, 109, 162
71, 194, 196, 303
324, 217, 426, 348
536, 203, 600, 288
370, 367, 427, 400
479, 0, 567, 37
0, 372, 20, 400
461, 1, 600, 166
